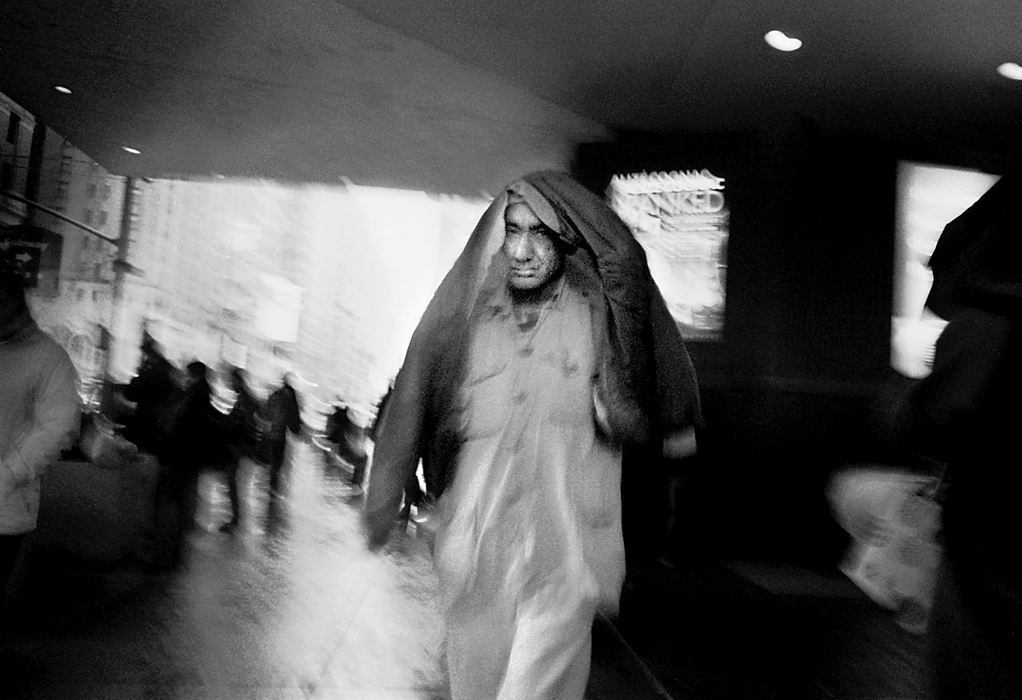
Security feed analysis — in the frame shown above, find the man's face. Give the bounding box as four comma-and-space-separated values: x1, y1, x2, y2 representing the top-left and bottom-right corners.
503, 202, 564, 291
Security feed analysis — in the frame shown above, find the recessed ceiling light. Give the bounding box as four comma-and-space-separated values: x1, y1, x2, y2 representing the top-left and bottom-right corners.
997, 62, 1022, 80
54, 85, 72, 95
765, 30, 802, 52
122, 146, 141, 154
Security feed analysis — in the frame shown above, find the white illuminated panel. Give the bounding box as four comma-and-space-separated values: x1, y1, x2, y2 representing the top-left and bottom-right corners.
891, 162, 999, 377
608, 170, 728, 341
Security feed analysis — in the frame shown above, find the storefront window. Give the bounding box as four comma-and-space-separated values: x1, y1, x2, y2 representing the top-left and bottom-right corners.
607, 169, 728, 341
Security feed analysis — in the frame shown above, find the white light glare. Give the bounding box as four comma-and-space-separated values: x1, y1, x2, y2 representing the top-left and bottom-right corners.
997, 62, 1022, 81
54, 85, 72, 95
122, 146, 142, 155
765, 30, 802, 52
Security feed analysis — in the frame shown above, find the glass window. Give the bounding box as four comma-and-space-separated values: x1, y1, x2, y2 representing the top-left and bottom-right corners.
607, 169, 729, 341
5, 113, 20, 145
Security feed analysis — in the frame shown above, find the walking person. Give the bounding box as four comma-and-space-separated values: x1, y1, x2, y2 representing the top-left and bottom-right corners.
121, 333, 179, 460
330, 403, 368, 495
220, 366, 263, 532
153, 360, 219, 568
264, 373, 301, 500
364, 171, 701, 699
0, 261, 80, 613
891, 170, 1022, 699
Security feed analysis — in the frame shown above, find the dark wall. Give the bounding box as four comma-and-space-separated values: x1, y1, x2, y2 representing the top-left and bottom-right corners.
574, 122, 1010, 569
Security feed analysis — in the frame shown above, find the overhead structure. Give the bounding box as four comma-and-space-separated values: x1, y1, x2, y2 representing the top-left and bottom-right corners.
2, 0, 1020, 194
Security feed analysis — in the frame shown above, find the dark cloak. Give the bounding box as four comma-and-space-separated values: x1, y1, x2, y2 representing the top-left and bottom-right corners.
926, 169, 1022, 320
364, 171, 702, 546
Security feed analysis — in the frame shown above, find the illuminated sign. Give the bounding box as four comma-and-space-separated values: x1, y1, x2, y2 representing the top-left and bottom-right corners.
0, 224, 64, 295
607, 170, 729, 341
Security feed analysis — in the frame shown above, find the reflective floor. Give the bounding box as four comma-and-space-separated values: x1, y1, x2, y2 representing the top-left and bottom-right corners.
0, 442, 663, 699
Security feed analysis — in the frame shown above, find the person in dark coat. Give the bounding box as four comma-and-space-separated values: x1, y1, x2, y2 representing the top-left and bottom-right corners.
151, 360, 217, 568
891, 169, 1022, 699
220, 367, 263, 532
264, 373, 301, 499
329, 401, 369, 494
122, 335, 180, 460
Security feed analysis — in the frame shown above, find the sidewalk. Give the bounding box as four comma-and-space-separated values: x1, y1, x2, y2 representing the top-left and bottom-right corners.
0, 441, 671, 699
611, 557, 931, 699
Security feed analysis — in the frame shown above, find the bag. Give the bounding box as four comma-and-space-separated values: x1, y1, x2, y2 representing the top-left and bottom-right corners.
828, 466, 944, 634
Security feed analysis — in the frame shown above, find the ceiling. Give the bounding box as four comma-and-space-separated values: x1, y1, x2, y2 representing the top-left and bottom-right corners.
2, 0, 1020, 195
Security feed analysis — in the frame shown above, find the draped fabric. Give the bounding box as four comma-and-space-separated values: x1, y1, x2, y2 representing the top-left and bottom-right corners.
364, 171, 701, 546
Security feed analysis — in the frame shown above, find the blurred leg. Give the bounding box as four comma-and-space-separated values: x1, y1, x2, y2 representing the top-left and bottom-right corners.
222, 452, 243, 529
267, 440, 286, 497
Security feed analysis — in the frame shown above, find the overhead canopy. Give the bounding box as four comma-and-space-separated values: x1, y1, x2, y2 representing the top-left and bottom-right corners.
2, 0, 1020, 195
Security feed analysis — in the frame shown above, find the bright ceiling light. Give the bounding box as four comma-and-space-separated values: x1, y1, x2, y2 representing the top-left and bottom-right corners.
54, 85, 72, 95
765, 30, 802, 52
122, 146, 142, 154
997, 62, 1022, 80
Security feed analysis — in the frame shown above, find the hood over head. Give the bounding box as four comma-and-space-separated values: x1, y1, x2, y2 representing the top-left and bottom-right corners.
363, 170, 702, 547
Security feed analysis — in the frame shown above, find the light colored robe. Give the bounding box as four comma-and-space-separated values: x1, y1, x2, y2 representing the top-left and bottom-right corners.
433, 279, 623, 699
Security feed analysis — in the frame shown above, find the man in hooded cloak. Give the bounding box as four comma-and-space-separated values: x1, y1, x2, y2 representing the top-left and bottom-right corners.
364, 171, 701, 698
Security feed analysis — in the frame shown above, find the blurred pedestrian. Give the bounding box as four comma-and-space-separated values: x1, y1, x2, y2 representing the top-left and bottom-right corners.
121, 332, 179, 459
263, 373, 301, 500
891, 170, 1022, 699
220, 366, 263, 532
329, 402, 368, 494
0, 261, 79, 608
152, 360, 218, 568
364, 172, 701, 699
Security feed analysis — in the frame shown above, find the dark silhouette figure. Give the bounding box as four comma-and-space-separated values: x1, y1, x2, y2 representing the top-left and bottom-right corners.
329, 402, 368, 493
221, 367, 263, 532
264, 374, 301, 499
891, 170, 1022, 699
152, 361, 219, 568
122, 335, 181, 460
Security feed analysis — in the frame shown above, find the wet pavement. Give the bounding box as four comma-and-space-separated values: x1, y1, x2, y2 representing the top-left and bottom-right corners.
0, 441, 664, 699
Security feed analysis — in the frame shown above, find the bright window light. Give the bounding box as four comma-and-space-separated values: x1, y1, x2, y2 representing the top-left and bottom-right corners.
54, 85, 72, 95
122, 146, 141, 154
